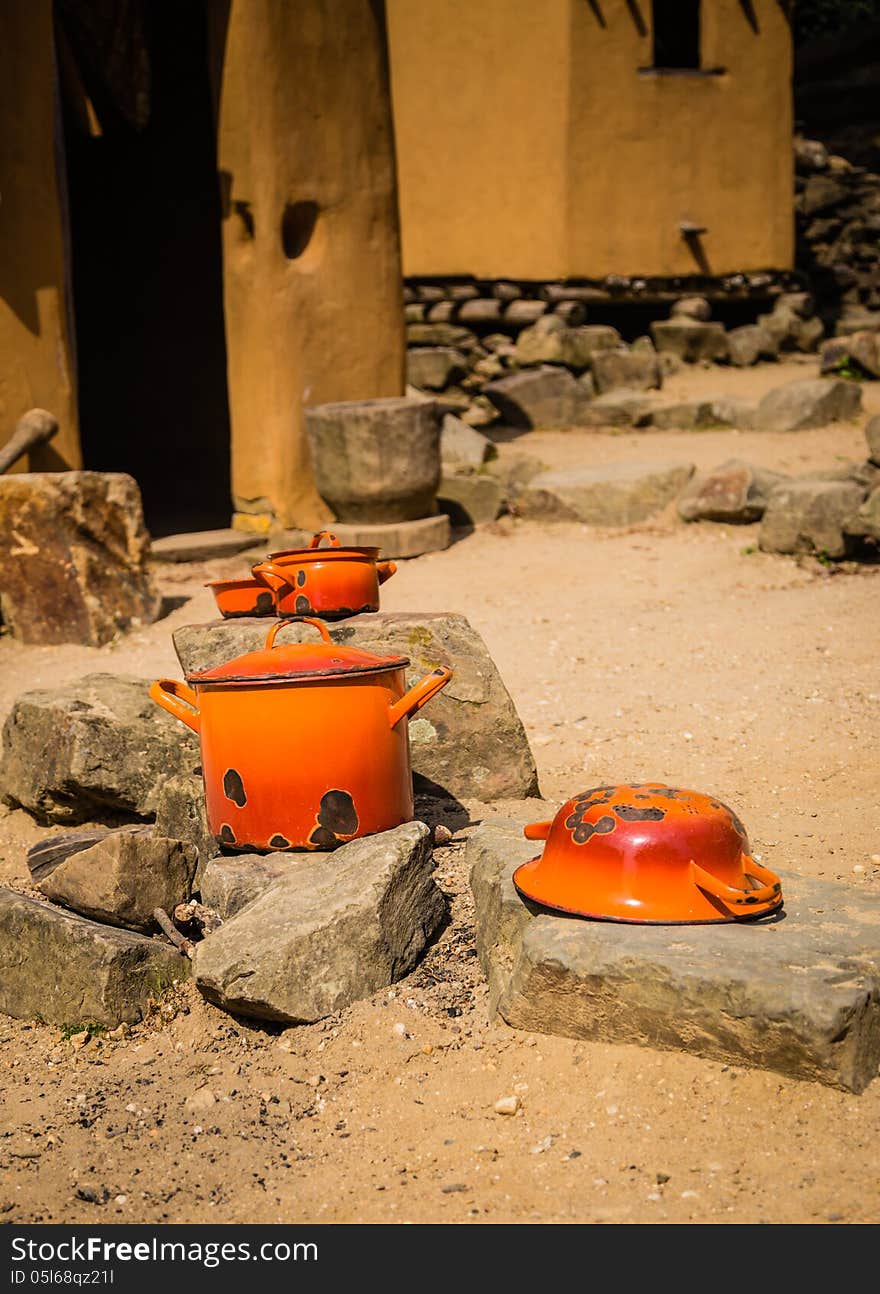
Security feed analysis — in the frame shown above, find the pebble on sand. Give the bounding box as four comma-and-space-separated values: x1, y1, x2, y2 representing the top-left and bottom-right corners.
494, 1095, 520, 1116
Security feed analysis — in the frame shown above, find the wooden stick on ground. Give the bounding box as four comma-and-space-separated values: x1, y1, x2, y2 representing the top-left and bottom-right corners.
152, 907, 195, 959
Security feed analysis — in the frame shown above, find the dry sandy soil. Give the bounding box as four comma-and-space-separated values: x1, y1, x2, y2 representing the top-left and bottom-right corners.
1, 360, 879, 1226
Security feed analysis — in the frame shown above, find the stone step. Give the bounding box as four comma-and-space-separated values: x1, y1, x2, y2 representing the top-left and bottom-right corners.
150, 529, 265, 563
265, 513, 451, 560
468, 818, 880, 1094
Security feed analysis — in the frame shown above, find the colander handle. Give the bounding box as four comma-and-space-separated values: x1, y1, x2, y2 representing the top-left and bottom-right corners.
523, 821, 552, 841
308, 530, 340, 549
265, 616, 334, 649
691, 858, 782, 908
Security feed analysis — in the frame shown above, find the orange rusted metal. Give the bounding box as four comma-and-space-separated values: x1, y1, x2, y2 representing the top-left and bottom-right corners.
205, 578, 276, 618
251, 530, 397, 619
150, 617, 451, 852
515, 782, 783, 924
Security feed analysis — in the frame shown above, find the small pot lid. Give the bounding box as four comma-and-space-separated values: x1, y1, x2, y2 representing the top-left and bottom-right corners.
186, 617, 409, 687
265, 529, 380, 564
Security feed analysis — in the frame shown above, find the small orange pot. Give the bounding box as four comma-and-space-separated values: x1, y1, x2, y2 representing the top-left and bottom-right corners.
514, 782, 783, 924
206, 578, 276, 618
251, 530, 397, 619
149, 616, 452, 852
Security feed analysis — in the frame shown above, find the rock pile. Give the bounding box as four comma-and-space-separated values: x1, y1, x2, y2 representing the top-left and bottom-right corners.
0, 607, 539, 1028
795, 135, 880, 323
678, 414, 880, 561
405, 295, 829, 432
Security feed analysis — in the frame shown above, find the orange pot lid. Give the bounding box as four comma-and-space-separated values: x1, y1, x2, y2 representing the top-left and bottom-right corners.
186, 617, 408, 688
514, 782, 783, 925
265, 529, 380, 563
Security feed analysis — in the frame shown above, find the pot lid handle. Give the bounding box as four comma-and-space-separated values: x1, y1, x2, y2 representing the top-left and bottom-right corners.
264, 616, 334, 650
308, 530, 340, 549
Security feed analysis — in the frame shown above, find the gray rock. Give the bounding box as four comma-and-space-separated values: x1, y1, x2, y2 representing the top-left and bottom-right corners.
758, 307, 824, 354
0, 675, 200, 825
709, 396, 759, 430
305, 397, 441, 524
573, 390, 658, 427
173, 612, 539, 802
406, 323, 481, 352
670, 296, 711, 321
759, 480, 866, 558
150, 530, 263, 564
199, 854, 317, 920
461, 397, 500, 428
776, 291, 816, 319
835, 306, 880, 336
437, 473, 505, 527
0, 472, 159, 646
513, 461, 695, 525
149, 773, 219, 887
650, 319, 729, 362
483, 367, 592, 429
39, 833, 198, 932
726, 324, 779, 367
0, 886, 189, 1027
843, 485, 880, 541
820, 331, 880, 379
801, 173, 847, 215
631, 335, 656, 353
486, 453, 549, 498
794, 137, 829, 173
755, 378, 862, 432
440, 414, 496, 471
590, 349, 662, 394
194, 822, 446, 1023
515, 321, 621, 371
677, 459, 788, 523
269, 515, 451, 561
405, 347, 468, 391
866, 415, 880, 466
649, 400, 723, 431
467, 820, 880, 1094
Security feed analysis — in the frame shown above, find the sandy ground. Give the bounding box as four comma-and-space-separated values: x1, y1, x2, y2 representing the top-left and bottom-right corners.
1, 361, 880, 1226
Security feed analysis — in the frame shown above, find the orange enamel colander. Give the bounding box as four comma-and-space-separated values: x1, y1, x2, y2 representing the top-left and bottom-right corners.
514, 782, 783, 925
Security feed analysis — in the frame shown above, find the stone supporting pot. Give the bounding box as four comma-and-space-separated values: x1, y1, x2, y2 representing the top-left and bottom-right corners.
304, 396, 441, 523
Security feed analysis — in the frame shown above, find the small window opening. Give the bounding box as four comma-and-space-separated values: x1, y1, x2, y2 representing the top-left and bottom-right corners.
652, 0, 700, 69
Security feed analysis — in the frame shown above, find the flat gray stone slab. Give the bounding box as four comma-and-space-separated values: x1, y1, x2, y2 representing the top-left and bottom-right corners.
173, 612, 538, 802
514, 461, 694, 525
468, 820, 880, 1093
266, 514, 450, 559
150, 529, 266, 563
0, 886, 190, 1027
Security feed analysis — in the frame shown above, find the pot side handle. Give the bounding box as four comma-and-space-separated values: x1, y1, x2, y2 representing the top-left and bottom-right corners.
377, 560, 397, 586
251, 560, 288, 595
388, 666, 453, 729
150, 679, 200, 734
523, 821, 552, 841
690, 858, 782, 908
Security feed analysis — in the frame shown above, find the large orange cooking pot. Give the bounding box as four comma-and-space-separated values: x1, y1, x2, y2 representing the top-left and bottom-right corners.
514, 782, 783, 924
251, 530, 397, 619
149, 617, 452, 852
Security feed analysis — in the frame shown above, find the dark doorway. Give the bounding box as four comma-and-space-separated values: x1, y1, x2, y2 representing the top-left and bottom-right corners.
56, 0, 231, 537
652, 0, 701, 69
